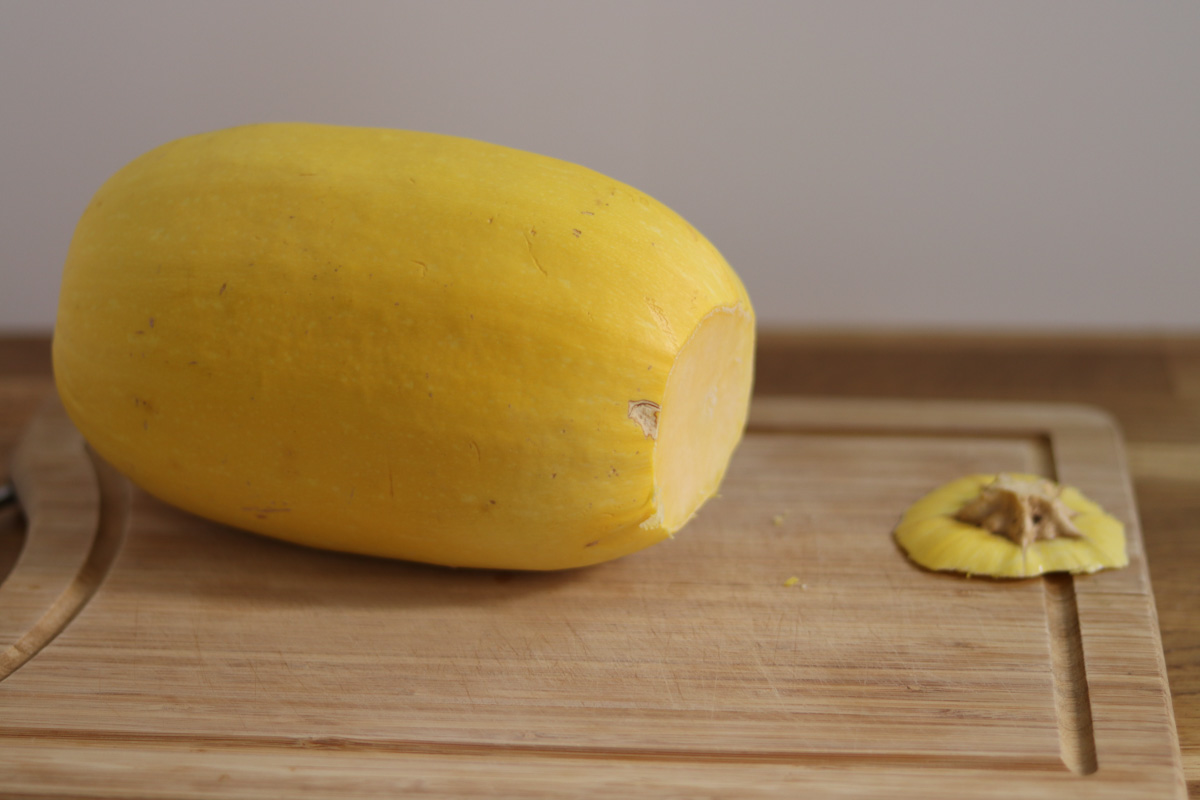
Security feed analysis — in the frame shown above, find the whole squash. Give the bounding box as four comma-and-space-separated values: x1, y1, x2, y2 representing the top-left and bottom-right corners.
53, 123, 755, 569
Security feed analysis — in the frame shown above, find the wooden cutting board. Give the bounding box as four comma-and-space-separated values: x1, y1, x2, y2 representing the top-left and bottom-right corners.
0, 395, 1185, 799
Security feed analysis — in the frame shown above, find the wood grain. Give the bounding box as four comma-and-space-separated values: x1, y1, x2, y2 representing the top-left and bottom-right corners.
754, 331, 1200, 797
2, 332, 1198, 798
0, 402, 129, 679
0, 388, 1184, 798
1043, 573, 1097, 776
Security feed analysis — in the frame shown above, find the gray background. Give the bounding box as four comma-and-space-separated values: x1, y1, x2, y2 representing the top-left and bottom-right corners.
3, 1, 1197, 332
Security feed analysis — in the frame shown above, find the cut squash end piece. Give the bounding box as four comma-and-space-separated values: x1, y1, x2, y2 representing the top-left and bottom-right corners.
895, 473, 1129, 579
650, 305, 755, 534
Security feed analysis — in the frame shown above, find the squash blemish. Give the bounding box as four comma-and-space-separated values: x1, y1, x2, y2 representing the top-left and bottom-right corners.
627, 400, 660, 439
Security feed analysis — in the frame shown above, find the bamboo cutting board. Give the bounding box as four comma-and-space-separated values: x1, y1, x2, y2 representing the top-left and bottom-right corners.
0, 395, 1185, 798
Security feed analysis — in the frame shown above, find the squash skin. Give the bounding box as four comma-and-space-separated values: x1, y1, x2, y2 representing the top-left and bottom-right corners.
53, 123, 755, 570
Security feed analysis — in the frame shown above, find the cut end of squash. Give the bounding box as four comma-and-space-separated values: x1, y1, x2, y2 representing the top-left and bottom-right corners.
651, 305, 756, 533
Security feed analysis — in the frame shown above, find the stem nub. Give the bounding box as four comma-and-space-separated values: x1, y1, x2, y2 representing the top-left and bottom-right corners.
954, 474, 1083, 548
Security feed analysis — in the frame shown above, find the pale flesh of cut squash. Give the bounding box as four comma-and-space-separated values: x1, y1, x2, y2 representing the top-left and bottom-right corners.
652, 307, 756, 533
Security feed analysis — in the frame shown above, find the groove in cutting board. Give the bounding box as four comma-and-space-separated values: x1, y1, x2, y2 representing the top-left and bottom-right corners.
1043, 573, 1098, 775
0, 725, 1072, 771
0, 502, 22, 588
1033, 428, 1098, 776
0, 441, 129, 681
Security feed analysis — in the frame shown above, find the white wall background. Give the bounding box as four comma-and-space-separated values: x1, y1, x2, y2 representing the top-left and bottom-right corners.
2, 0, 1198, 332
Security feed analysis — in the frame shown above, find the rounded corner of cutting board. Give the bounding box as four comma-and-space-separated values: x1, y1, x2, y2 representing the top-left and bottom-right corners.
1, 394, 128, 682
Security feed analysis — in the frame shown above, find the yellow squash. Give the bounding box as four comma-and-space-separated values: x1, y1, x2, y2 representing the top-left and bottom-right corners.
53, 123, 755, 570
